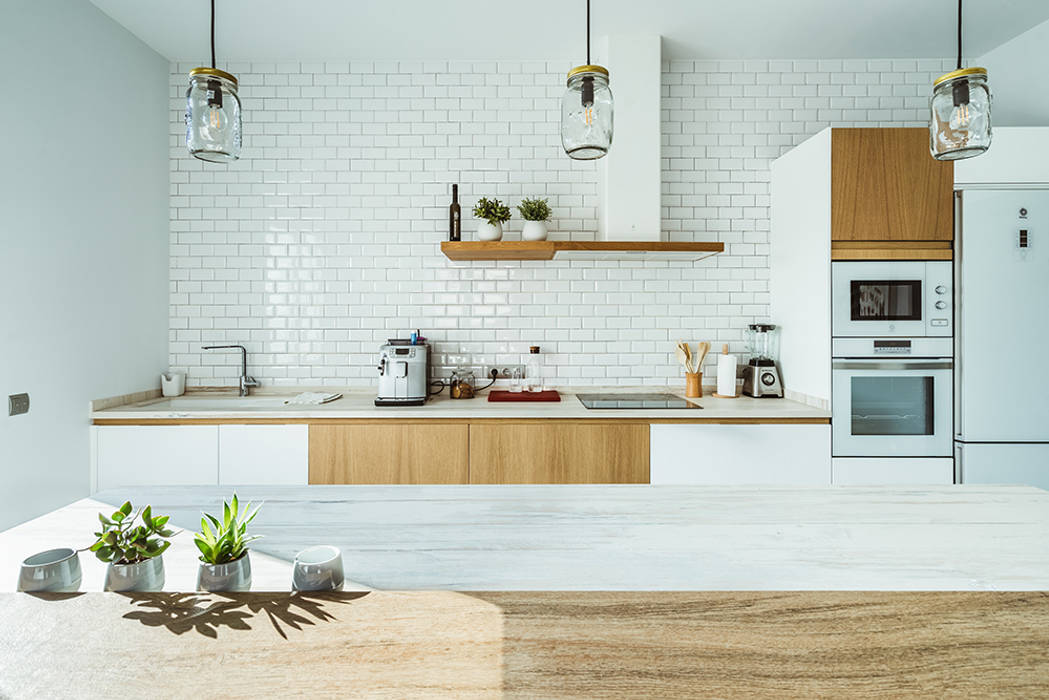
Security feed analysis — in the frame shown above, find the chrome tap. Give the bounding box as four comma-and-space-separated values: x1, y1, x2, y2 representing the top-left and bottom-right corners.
201, 344, 260, 396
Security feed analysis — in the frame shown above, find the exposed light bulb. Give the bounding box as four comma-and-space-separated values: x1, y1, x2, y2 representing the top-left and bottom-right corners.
205, 79, 225, 131
208, 105, 225, 130
949, 102, 971, 130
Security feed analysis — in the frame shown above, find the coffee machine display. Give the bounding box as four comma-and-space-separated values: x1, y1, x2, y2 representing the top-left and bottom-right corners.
741, 323, 784, 398
375, 339, 431, 406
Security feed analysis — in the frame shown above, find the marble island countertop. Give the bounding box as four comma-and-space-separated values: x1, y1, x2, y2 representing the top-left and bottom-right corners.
92, 386, 830, 422
5, 485, 1047, 591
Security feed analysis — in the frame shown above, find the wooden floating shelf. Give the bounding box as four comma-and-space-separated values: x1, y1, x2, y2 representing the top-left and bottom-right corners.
441, 240, 724, 262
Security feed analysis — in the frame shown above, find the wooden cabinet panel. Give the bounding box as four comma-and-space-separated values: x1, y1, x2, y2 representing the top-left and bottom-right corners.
831, 128, 954, 242
309, 424, 468, 484
469, 423, 649, 484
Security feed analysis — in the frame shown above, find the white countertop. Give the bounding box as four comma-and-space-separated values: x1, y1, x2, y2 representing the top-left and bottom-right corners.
92, 387, 830, 421
6, 485, 1048, 591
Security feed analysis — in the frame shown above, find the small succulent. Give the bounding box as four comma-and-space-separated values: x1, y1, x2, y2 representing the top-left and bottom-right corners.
90, 501, 174, 564
517, 197, 551, 222
194, 493, 262, 565
472, 197, 511, 225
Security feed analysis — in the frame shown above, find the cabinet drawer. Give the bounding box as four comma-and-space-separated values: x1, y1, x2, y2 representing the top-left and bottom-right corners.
219, 425, 308, 485
96, 426, 218, 490
469, 423, 649, 484
308, 424, 468, 484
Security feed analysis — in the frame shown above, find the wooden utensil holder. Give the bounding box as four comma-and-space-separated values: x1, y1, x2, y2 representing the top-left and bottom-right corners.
685, 372, 702, 398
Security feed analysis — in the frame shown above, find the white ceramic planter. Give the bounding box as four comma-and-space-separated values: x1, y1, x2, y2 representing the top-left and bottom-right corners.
521, 221, 548, 241
105, 556, 165, 592
477, 221, 503, 241
197, 551, 252, 592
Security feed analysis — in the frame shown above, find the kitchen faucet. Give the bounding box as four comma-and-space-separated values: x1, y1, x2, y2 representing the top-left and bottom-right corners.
201, 344, 260, 397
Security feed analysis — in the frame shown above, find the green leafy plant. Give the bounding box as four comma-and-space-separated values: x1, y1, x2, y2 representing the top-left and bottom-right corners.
90, 501, 174, 564
194, 493, 262, 565
472, 197, 511, 225
517, 197, 551, 222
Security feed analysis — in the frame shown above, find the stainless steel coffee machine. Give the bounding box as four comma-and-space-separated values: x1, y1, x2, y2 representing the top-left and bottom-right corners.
375, 340, 430, 406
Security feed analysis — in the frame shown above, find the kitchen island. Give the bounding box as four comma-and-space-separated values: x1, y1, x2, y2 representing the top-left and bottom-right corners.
3, 485, 1049, 698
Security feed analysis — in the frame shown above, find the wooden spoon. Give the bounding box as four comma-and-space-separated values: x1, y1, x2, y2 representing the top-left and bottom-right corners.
694, 341, 711, 370
675, 342, 690, 371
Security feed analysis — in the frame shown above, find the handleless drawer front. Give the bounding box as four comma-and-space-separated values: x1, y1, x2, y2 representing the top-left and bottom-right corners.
96, 426, 219, 490
219, 425, 308, 485
469, 423, 650, 484
308, 424, 468, 484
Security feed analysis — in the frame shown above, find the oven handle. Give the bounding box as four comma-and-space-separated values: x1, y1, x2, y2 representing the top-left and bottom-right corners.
832, 360, 953, 370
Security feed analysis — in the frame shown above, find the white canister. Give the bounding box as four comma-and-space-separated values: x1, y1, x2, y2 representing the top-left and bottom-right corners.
715, 345, 737, 398
161, 371, 186, 397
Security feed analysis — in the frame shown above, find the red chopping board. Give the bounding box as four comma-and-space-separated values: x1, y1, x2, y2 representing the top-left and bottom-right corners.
488, 390, 561, 402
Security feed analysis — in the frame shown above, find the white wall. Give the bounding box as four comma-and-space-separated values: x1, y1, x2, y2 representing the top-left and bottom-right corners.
167, 57, 953, 388
0, 1, 169, 529
977, 18, 1049, 127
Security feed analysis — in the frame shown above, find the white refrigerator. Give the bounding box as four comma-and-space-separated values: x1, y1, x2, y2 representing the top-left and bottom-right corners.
955, 189, 1049, 488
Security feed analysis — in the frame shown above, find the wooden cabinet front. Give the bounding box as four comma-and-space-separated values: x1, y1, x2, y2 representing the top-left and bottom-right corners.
831, 128, 954, 243
469, 423, 649, 484
308, 424, 469, 484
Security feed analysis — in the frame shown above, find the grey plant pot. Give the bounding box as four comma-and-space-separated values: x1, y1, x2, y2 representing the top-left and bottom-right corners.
197, 551, 252, 592
104, 556, 165, 592
18, 548, 82, 593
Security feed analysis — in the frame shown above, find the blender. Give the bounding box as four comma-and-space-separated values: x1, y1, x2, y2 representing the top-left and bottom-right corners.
741, 323, 784, 398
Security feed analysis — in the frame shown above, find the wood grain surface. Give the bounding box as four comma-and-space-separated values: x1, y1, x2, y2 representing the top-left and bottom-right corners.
440, 240, 724, 261
308, 423, 469, 484
1, 591, 1046, 698
469, 422, 650, 483
831, 128, 954, 243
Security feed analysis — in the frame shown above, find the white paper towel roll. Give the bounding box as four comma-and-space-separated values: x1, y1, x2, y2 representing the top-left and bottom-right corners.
716, 350, 737, 397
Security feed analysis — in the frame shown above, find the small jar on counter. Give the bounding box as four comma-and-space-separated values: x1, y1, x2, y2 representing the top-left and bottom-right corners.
449, 367, 475, 399
525, 346, 543, 392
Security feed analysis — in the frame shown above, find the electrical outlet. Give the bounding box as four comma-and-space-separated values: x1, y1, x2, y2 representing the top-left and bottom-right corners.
487, 364, 525, 379
8, 393, 29, 416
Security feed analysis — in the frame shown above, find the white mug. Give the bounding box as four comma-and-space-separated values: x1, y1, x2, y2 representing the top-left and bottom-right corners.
161, 371, 186, 397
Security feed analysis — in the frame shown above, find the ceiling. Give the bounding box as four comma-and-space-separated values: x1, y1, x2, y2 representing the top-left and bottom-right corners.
88, 0, 1049, 62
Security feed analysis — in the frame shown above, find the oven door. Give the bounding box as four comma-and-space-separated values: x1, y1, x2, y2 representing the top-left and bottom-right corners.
832, 358, 953, 457
832, 262, 928, 337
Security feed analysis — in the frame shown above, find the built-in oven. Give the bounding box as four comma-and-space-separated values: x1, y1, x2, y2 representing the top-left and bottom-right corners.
832, 261, 952, 337
831, 338, 953, 457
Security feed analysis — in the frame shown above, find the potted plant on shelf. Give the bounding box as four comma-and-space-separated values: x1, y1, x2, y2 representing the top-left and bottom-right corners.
517, 197, 551, 241
194, 493, 261, 592
91, 501, 175, 592
472, 197, 511, 241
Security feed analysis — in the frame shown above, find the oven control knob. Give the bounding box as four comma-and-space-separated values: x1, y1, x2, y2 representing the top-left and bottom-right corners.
935, 300, 947, 310
935, 285, 947, 295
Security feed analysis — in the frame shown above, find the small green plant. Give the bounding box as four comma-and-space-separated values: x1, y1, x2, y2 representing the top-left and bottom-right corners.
472, 197, 511, 225
90, 501, 174, 564
517, 197, 551, 222
194, 493, 262, 565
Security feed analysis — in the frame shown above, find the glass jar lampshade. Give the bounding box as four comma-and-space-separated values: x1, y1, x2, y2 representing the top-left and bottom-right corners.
561, 65, 613, 160
929, 67, 991, 161
186, 67, 241, 163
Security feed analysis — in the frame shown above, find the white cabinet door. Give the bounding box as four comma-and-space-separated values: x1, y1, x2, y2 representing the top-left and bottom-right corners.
96, 426, 219, 491
218, 425, 309, 485
650, 424, 831, 485
957, 443, 1049, 489
832, 457, 954, 485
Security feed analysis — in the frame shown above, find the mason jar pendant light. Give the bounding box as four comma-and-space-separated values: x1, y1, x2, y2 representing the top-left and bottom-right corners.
929, 0, 991, 160
186, 0, 241, 162
561, 0, 613, 160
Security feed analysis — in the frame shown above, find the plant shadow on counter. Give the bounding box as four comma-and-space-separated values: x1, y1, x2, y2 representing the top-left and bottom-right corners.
118, 591, 369, 639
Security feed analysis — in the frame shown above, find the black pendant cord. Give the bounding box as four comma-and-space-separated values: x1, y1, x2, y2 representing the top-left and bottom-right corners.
956, 0, 963, 70
210, 0, 216, 69
583, 0, 591, 65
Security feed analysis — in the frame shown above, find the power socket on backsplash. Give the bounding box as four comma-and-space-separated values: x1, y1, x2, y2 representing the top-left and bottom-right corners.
487, 365, 525, 379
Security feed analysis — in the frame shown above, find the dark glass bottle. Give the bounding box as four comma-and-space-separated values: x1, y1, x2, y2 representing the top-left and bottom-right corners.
449, 184, 461, 241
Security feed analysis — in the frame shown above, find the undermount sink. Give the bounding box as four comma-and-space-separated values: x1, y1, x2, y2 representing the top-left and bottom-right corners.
142, 396, 291, 410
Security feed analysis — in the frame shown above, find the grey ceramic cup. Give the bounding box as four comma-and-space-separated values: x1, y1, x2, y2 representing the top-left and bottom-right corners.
104, 556, 165, 592
292, 545, 344, 591
18, 548, 82, 593
197, 552, 252, 592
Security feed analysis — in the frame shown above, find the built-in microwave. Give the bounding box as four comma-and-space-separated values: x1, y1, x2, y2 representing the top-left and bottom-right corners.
832, 261, 952, 337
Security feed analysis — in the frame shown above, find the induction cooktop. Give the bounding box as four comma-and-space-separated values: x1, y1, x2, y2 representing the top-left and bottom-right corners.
576, 393, 702, 409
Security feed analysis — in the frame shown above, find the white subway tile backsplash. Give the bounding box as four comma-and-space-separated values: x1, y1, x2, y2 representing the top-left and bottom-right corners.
169, 58, 945, 387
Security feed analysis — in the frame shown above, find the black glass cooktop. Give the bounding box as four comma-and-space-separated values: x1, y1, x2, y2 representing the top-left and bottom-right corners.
576, 393, 702, 409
